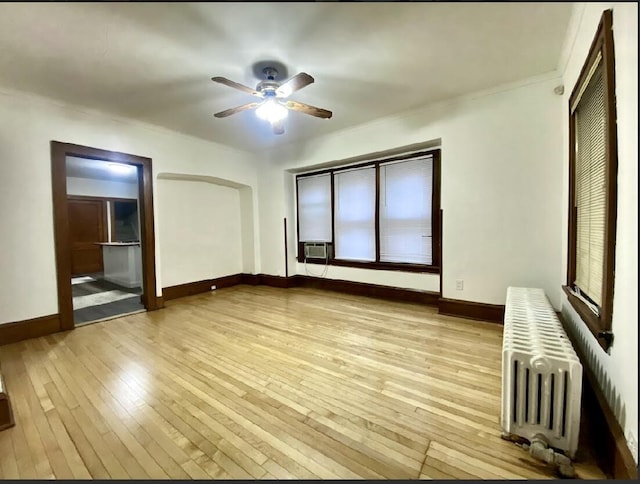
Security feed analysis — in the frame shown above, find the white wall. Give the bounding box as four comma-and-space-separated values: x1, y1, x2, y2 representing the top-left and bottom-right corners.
0, 87, 258, 325
157, 178, 243, 287
66, 176, 138, 200
559, 2, 638, 463
260, 73, 564, 304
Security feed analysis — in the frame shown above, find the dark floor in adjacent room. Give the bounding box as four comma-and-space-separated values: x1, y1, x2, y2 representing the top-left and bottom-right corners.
72, 275, 144, 325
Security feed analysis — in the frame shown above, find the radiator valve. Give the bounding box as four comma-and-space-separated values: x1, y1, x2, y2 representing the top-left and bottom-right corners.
524, 434, 575, 478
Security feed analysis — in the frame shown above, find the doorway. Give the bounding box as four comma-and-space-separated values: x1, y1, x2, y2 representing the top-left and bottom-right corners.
67, 193, 144, 325
51, 142, 160, 330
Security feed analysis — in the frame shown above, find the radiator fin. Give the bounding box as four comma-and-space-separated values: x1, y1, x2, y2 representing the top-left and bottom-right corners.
501, 287, 582, 458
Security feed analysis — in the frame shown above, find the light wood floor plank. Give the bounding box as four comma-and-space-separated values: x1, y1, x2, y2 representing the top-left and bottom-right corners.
43, 381, 111, 479
0, 286, 606, 479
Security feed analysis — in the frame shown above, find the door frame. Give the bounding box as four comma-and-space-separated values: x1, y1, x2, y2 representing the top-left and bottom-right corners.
51, 141, 160, 331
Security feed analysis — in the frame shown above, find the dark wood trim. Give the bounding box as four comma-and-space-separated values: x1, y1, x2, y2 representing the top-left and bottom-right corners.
562, 286, 612, 351
240, 274, 297, 288
155, 296, 165, 309
162, 274, 243, 301
557, 313, 637, 479
0, 373, 15, 431
137, 158, 159, 312
0, 314, 62, 347
581, 375, 638, 479
295, 178, 301, 260
51, 143, 74, 330
438, 209, 443, 297
255, 274, 298, 289
296, 275, 439, 306
567, 153, 577, 285
374, 163, 380, 262
67, 195, 137, 203
330, 171, 335, 250
110, 201, 116, 242
303, 257, 440, 274
283, 218, 288, 278
240, 274, 260, 286
565, 9, 617, 349
51, 141, 159, 331
295, 149, 441, 179
599, 9, 618, 335
437, 298, 505, 324
431, 150, 442, 268
163, 273, 439, 306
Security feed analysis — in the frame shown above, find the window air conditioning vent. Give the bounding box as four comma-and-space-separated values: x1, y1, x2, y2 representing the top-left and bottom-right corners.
304, 242, 327, 259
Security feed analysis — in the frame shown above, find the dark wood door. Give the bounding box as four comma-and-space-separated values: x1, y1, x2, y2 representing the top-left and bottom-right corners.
68, 198, 108, 276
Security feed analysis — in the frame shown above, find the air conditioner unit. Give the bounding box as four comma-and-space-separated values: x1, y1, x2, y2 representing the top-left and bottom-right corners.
304, 242, 327, 259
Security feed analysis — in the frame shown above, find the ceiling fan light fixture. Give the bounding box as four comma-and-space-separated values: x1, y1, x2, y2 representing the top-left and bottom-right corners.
256, 99, 288, 124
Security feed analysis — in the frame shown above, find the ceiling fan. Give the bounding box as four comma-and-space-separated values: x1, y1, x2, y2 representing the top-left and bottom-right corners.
211, 67, 332, 135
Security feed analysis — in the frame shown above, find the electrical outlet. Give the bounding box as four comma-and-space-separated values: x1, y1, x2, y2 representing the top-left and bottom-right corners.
211, 285, 216, 291
455, 279, 464, 290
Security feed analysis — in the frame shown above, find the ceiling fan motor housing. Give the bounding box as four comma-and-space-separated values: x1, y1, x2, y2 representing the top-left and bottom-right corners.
256, 67, 280, 95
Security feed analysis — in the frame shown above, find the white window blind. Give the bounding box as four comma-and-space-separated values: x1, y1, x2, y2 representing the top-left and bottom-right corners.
379, 157, 433, 264
574, 61, 605, 307
297, 174, 332, 242
334, 166, 376, 261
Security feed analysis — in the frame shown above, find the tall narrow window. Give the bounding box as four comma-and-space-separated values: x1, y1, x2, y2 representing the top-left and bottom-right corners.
334, 166, 376, 261
567, 9, 617, 350
297, 174, 332, 242
574, 60, 606, 307
379, 157, 433, 264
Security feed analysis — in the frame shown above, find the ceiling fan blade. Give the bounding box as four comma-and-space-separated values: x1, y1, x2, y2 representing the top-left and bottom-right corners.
276, 72, 314, 98
283, 100, 332, 119
214, 101, 262, 118
211, 76, 261, 97
272, 120, 285, 135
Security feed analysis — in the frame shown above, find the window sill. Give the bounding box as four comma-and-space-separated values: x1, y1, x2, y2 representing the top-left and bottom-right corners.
562, 286, 612, 352
297, 257, 439, 274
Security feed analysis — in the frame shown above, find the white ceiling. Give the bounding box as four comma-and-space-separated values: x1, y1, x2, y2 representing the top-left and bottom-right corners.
0, 2, 573, 153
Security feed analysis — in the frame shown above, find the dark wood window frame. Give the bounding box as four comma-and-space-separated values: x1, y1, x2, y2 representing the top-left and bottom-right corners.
296, 148, 441, 274
51, 141, 160, 331
565, 9, 618, 352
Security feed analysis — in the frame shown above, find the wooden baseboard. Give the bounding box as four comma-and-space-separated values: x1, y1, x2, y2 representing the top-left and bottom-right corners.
162, 274, 243, 301
240, 274, 260, 286
557, 315, 637, 479
0, 373, 15, 431
438, 298, 505, 324
0, 314, 61, 347
256, 274, 299, 288
155, 296, 165, 309
295, 275, 439, 305
162, 275, 507, 326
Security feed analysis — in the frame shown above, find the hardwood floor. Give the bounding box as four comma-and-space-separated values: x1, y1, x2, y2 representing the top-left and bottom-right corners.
0, 285, 605, 479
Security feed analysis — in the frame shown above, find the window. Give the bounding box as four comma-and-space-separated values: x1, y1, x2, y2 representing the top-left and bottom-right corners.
112, 200, 139, 242
297, 174, 332, 242
379, 157, 433, 265
334, 166, 376, 261
566, 9, 617, 351
296, 149, 440, 272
